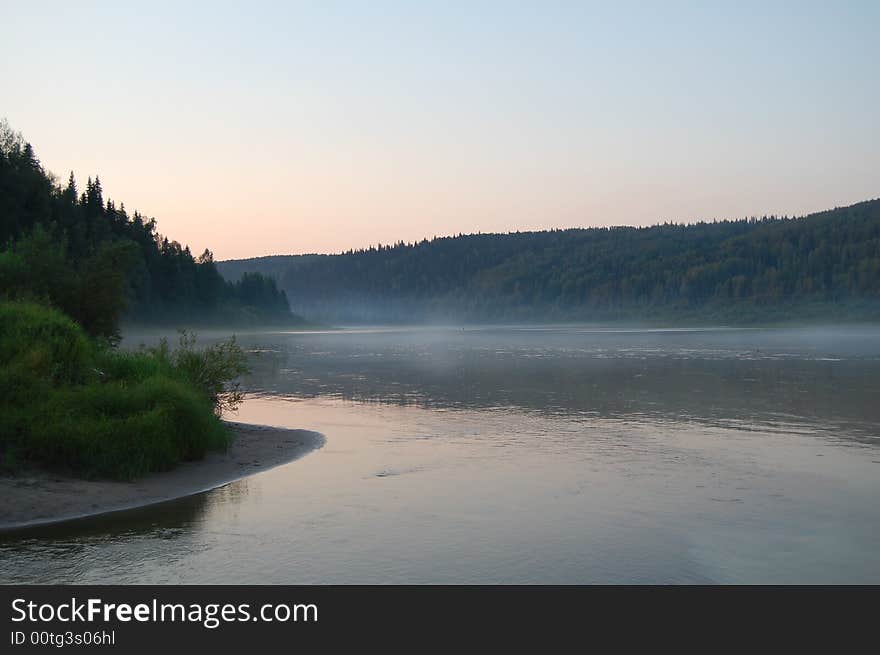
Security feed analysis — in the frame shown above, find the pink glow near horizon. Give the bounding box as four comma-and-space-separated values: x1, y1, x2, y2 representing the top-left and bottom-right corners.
3, 2, 878, 259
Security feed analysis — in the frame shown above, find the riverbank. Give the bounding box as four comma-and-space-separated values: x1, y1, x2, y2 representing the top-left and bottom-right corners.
0, 421, 324, 531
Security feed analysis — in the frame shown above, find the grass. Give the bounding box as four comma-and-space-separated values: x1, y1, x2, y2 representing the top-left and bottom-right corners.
0, 300, 248, 479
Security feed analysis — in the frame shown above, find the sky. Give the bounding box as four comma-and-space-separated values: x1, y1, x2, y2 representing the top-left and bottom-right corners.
2, 1, 878, 260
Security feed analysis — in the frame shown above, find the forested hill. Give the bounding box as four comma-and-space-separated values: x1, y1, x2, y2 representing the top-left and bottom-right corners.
0, 119, 299, 337
218, 199, 880, 324
215, 254, 323, 284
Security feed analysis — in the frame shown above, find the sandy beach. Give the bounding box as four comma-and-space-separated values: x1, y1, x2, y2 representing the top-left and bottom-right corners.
0, 421, 324, 531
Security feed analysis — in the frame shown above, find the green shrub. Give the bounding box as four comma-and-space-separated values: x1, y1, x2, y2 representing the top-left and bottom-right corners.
96, 331, 249, 413
27, 376, 230, 479
165, 331, 249, 413
0, 301, 94, 385
0, 301, 247, 480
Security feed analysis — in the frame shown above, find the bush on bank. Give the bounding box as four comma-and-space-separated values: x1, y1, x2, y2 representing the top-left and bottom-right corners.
0, 301, 248, 479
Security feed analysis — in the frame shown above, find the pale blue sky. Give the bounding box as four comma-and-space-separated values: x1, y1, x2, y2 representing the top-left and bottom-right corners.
2, 1, 878, 258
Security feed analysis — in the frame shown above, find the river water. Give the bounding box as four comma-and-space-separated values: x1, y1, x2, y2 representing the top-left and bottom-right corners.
2, 325, 879, 583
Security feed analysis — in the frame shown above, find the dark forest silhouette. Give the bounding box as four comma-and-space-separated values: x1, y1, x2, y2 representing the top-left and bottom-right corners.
220, 200, 880, 324
0, 119, 297, 340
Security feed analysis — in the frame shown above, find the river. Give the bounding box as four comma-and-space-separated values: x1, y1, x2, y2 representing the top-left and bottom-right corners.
2, 325, 879, 583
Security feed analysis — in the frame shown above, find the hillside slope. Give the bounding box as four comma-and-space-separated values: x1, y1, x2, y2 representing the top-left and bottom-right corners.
218, 199, 880, 324
0, 119, 298, 330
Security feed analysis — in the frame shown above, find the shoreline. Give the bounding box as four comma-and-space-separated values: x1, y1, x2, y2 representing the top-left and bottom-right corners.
0, 421, 324, 532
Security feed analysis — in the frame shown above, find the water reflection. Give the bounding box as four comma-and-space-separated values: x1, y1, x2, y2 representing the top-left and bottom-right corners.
0, 480, 251, 583
240, 327, 880, 444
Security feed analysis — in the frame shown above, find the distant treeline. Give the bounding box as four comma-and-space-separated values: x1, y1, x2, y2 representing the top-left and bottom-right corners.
219, 199, 880, 324
0, 119, 298, 339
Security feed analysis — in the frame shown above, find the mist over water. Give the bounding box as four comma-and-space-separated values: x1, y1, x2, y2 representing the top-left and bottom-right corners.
2, 325, 879, 583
